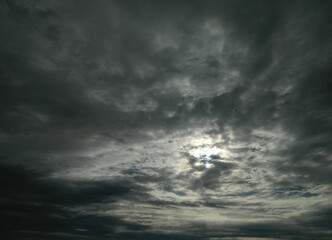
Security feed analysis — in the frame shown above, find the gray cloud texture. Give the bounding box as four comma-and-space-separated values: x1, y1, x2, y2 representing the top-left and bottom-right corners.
1, 0, 332, 239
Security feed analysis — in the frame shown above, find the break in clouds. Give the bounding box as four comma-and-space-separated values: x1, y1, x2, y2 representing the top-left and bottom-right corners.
1, 0, 332, 239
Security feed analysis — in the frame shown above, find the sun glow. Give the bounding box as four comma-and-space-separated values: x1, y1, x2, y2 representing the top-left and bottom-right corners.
193, 147, 221, 159
192, 146, 222, 168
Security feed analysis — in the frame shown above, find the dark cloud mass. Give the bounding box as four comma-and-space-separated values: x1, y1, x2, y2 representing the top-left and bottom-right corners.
1, 0, 332, 239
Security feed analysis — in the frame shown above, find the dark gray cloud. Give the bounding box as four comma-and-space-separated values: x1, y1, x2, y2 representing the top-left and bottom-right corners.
1, 0, 332, 239
191, 161, 237, 190
0, 163, 150, 240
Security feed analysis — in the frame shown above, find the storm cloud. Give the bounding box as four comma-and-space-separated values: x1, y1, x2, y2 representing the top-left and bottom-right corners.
1, 0, 331, 239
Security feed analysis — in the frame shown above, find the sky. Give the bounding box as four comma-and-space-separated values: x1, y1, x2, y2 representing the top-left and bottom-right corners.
0, 0, 332, 239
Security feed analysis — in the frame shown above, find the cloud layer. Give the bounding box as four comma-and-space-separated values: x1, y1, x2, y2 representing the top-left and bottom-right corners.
1, 0, 332, 239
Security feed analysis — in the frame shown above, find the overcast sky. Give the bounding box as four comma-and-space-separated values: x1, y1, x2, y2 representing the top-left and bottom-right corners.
1, 1, 332, 239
